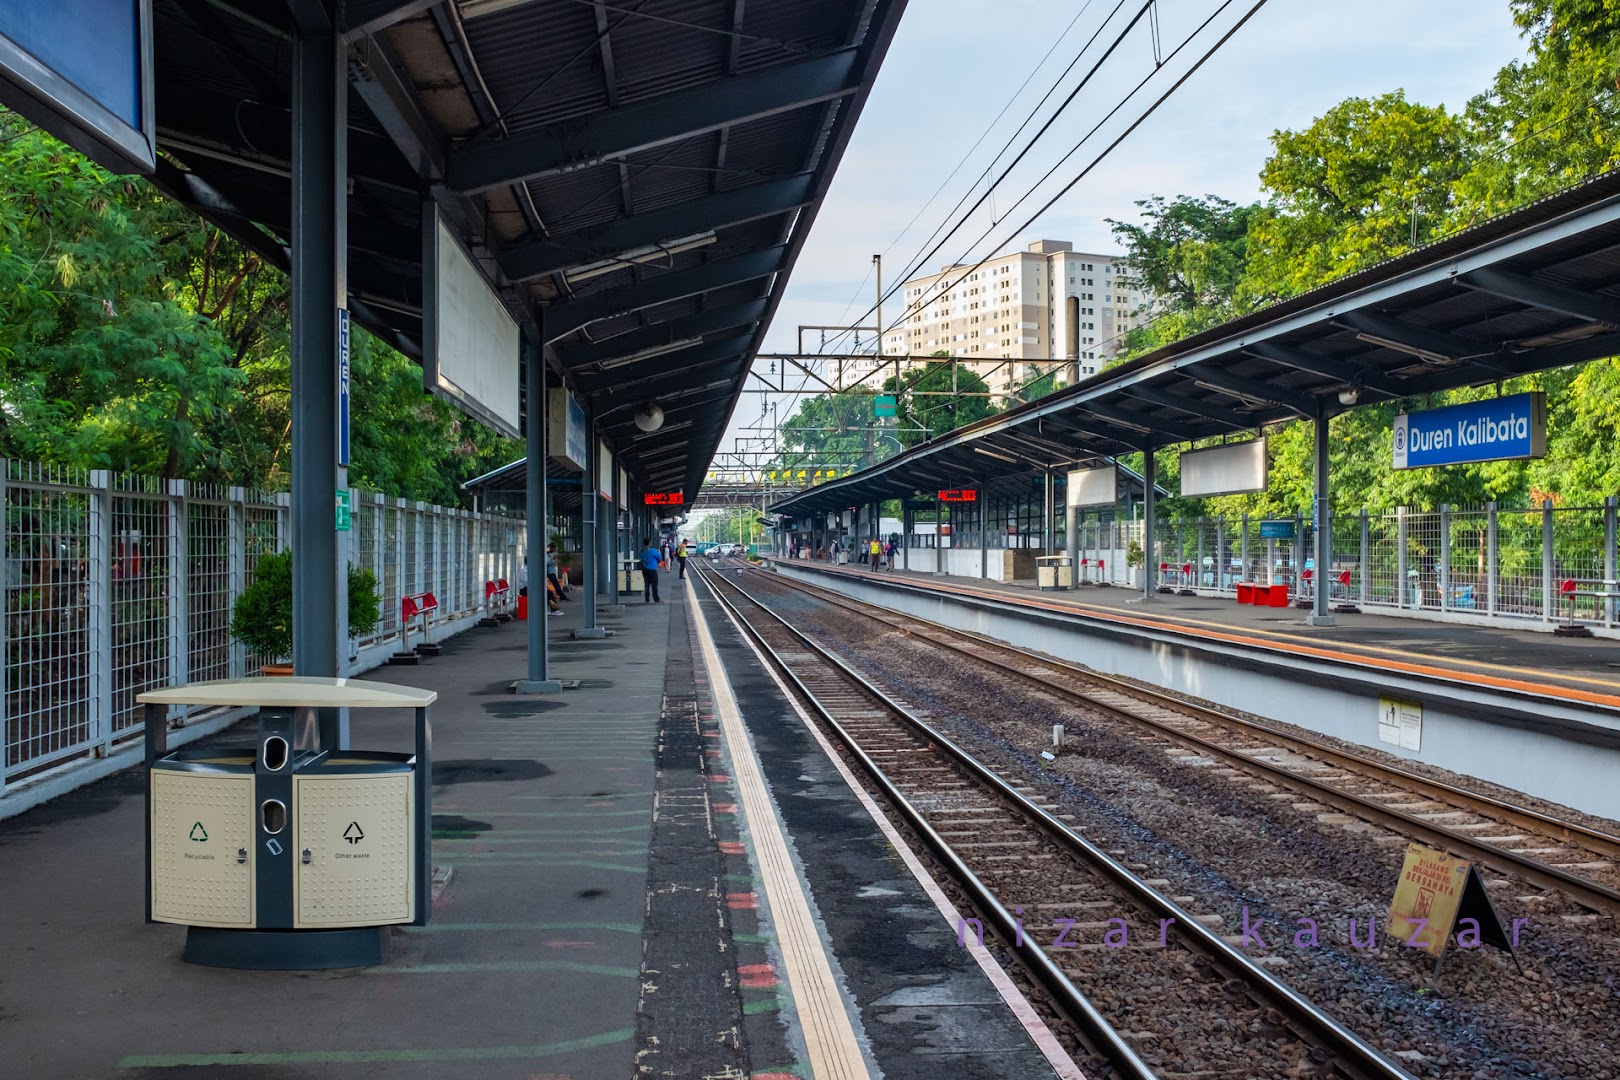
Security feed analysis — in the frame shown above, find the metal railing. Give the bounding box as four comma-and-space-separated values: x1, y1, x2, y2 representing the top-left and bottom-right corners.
1151, 500, 1620, 627
2, 461, 524, 793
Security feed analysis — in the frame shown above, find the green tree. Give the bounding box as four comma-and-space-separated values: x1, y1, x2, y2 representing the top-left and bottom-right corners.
1244, 92, 1470, 301
884, 357, 999, 447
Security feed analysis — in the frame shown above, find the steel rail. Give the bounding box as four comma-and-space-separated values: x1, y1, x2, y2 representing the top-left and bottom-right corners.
752, 567, 1620, 916
696, 563, 1417, 1080
693, 564, 1158, 1080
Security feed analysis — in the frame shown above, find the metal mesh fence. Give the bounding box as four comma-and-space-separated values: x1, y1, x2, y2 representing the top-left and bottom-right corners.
1, 465, 522, 789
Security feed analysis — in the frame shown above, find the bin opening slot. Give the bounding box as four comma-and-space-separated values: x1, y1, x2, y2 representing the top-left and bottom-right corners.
263, 735, 289, 771
261, 799, 287, 834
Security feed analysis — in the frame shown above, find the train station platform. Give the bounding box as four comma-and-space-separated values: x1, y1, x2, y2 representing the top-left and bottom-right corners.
782, 557, 1620, 707
769, 557, 1620, 822
0, 580, 1076, 1079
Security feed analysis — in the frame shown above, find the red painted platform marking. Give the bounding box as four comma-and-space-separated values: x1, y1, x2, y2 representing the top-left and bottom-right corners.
737, 963, 778, 989
725, 892, 758, 910
714, 803, 738, 815
718, 841, 746, 855
709, 774, 731, 783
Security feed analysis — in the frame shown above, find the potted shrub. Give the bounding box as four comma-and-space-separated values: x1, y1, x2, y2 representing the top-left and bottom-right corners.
231, 551, 383, 675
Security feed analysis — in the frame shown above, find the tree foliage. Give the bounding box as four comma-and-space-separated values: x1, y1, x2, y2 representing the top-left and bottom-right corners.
0, 110, 517, 502
1102, 7, 1620, 517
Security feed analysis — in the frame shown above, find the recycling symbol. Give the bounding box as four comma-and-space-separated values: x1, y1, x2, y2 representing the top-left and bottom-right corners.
343, 821, 364, 845
189, 821, 208, 842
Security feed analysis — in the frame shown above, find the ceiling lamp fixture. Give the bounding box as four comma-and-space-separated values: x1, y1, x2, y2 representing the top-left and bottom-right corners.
1353, 332, 1453, 365
596, 337, 703, 372
633, 403, 665, 433
564, 232, 719, 284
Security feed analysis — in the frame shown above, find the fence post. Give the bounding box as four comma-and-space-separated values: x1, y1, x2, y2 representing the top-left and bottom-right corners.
1240, 513, 1249, 583
1542, 498, 1555, 623
88, 470, 114, 755
1196, 517, 1205, 589
1359, 510, 1369, 604
167, 481, 189, 717
1605, 495, 1619, 628
1486, 502, 1499, 617
1439, 503, 1451, 613
1214, 515, 1224, 591
227, 488, 246, 679
1396, 506, 1408, 608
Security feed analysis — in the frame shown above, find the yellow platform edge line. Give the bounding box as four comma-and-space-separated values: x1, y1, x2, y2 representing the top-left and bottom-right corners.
686, 581, 871, 1080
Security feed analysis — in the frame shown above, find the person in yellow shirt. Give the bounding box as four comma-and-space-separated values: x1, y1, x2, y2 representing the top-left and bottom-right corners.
868, 537, 882, 569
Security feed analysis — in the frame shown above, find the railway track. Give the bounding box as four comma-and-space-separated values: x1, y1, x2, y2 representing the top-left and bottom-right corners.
750, 565, 1620, 918
694, 562, 1416, 1080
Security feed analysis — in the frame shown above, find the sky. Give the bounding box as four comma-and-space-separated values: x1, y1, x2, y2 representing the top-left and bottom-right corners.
708, 0, 1533, 470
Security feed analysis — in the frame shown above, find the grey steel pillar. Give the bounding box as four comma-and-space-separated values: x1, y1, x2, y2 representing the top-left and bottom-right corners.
1307, 413, 1335, 626
1606, 496, 1617, 625
1043, 470, 1055, 555
290, 15, 345, 746
517, 334, 562, 692
1141, 449, 1156, 600
578, 410, 602, 636
1541, 498, 1555, 622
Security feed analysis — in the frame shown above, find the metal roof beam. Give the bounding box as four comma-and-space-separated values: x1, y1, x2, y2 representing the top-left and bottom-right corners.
445, 49, 862, 193
1189, 366, 1318, 418
342, 0, 438, 38
1124, 385, 1256, 431
574, 334, 755, 385
502, 174, 815, 281
543, 247, 784, 341
1333, 310, 1486, 363
349, 34, 446, 181
560, 300, 767, 368
1078, 400, 1199, 442
1247, 341, 1404, 401
1458, 268, 1620, 328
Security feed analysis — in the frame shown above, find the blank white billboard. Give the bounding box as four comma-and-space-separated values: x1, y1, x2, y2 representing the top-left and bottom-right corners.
423, 207, 521, 438
1180, 439, 1267, 498
1066, 464, 1117, 507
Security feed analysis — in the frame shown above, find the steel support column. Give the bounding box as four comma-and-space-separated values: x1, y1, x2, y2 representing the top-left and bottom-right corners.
580, 414, 600, 633
1141, 450, 1157, 600
290, 16, 346, 746
1308, 414, 1334, 626
518, 333, 562, 692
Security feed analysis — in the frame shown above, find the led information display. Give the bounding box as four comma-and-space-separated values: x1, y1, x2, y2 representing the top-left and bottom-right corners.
643, 492, 685, 506
937, 489, 978, 503
1392, 392, 1546, 470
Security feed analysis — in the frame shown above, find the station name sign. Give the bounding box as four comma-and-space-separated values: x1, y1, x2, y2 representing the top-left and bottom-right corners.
937, 489, 977, 502
1393, 392, 1546, 470
643, 492, 684, 506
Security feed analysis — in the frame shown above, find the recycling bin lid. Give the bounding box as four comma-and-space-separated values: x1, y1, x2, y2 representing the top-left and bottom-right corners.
137, 677, 437, 709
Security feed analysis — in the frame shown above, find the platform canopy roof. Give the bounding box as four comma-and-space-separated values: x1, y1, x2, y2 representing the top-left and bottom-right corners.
147, 0, 907, 502
773, 170, 1620, 519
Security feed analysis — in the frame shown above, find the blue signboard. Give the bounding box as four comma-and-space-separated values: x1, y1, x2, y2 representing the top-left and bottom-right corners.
0, 1, 155, 173
1259, 520, 1295, 540
337, 309, 351, 467
1392, 392, 1546, 470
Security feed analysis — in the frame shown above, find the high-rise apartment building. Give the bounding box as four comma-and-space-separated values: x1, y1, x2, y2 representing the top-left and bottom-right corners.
876, 240, 1151, 398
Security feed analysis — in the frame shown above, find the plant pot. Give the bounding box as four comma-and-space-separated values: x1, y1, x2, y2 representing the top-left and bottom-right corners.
260, 663, 295, 677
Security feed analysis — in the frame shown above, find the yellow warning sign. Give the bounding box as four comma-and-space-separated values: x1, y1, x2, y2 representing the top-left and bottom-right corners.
1388, 843, 1469, 958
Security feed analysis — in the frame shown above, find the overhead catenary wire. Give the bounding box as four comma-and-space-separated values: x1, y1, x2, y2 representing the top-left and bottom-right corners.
844, 0, 1269, 358
824, 0, 1105, 344
822, 0, 1147, 355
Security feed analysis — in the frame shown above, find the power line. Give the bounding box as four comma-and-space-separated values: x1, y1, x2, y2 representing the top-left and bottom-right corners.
846, 0, 1268, 357
824, 0, 1145, 354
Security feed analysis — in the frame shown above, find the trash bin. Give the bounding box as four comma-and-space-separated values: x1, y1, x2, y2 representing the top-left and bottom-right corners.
141, 677, 435, 970
1267, 584, 1290, 607
516, 594, 529, 620
1235, 582, 1255, 605
1036, 555, 1073, 591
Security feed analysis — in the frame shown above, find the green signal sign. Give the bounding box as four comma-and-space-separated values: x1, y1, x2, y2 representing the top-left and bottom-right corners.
875, 394, 897, 418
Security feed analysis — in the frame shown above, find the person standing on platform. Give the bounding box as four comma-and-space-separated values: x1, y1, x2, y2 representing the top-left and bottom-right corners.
676, 538, 689, 579
640, 538, 663, 604
869, 537, 881, 569
885, 538, 896, 570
